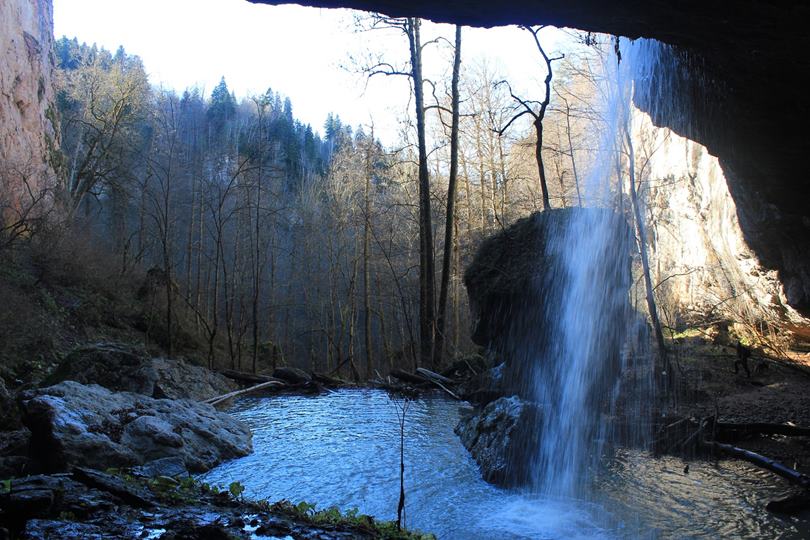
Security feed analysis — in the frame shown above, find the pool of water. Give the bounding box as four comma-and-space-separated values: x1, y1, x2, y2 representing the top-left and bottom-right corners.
201, 389, 810, 539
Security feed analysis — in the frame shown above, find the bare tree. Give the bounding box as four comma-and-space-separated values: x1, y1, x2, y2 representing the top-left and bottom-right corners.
497, 26, 563, 211
435, 25, 462, 366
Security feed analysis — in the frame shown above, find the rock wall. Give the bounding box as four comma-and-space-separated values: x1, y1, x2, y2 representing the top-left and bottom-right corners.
633, 107, 805, 330
0, 0, 59, 219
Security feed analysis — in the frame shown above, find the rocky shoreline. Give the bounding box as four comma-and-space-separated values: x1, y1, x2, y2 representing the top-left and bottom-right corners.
1, 464, 433, 539
1, 342, 436, 539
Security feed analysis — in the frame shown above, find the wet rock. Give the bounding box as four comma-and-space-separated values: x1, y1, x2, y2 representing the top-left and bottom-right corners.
0, 428, 29, 457
22, 519, 109, 540
457, 363, 504, 405
0, 475, 69, 524
21, 381, 252, 473
72, 467, 155, 508
158, 521, 234, 540
463, 208, 631, 399
454, 396, 541, 486
132, 457, 188, 478
43, 342, 236, 401
272, 367, 312, 385
0, 456, 37, 478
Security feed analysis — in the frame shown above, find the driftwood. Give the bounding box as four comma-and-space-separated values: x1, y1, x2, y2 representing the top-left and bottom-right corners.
390, 369, 426, 385
204, 380, 286, 406
311, 371, 346, 387
218, 369, 275, 384
415, 368, 461, 400
707, 440, 810, 488
416, 368, 455, 385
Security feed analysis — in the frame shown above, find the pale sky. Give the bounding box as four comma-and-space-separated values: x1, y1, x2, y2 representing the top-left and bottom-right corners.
53, 0, 569, 145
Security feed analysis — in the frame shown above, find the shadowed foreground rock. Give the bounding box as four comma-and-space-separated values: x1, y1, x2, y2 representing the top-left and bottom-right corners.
0, 467, 432, 539
455, 396, 541, 486
21, 381, 252, 473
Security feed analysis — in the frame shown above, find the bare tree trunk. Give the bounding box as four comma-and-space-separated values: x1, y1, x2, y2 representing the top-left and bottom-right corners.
459, 150, 473, 239
625, 127, 668, 367
363, 133, 374, 380
435, 25, 462, 367
407, 17, 435, 368
534, 118, 551, 211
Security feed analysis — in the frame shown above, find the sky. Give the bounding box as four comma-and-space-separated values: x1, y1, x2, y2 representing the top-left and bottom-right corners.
53, 0, 570, 145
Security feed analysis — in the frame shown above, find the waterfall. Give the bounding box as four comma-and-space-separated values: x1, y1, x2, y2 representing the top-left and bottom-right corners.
527, 38, 675, 497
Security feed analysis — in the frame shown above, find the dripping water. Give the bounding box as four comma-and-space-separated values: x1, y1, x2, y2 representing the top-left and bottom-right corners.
524, 38, 683, 497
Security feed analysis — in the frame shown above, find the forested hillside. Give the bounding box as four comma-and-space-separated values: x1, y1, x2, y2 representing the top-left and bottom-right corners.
4, 25, 802, 387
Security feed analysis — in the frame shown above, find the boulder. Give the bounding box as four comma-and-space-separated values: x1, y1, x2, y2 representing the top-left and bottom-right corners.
42, 343, 157, 396
43, 343, 236, 401
454, 396, 541, 486
457, 363, 505, 405
151, 357, 236, 401
463, 208, 631, 399
132, 456, 188, 478
21, 381, 252, 473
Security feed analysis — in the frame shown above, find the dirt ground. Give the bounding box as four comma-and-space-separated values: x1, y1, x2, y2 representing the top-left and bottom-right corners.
666, 333, 810, 474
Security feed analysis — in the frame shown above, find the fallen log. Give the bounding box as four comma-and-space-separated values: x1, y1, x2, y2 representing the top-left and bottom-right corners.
706, 440, 810, 488
311, 372, 345, 387
424, 378, 461, 401
716, 422, 810, 439
416, 367, 455, 385
218, 369, 275, 384
204, 380, 286, 406
390, 369, 426, 385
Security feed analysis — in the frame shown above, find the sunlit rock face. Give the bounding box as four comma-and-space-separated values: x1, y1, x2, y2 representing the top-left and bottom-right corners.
0, 0, 59, 219
633, 107, 806, 328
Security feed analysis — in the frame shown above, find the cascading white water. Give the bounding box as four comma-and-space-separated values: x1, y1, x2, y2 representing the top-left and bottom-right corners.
530, 37, 677, 497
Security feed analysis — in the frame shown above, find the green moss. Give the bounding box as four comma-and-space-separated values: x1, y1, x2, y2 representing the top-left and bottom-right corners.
104, 470, 434, 539
263, 499, 435, 539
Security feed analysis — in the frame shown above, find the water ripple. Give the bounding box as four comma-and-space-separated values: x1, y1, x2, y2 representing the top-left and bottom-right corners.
202, 390, 810, 539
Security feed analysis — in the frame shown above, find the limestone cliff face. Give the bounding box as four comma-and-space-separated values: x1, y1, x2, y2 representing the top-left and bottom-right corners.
633, 108, 805, 330
0, 0, 59, 213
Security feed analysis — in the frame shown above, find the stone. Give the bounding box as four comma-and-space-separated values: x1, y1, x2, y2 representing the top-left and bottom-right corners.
463, 208, 631, 399
272, 367, 312, 385
454, 396, 541, 486
43, 343, 236, 401
21, 381, 252, 473
0, 475, 68, 523
42, 342, 158, 396
0, 379, 21, 430
457, 363, 504, 405
151, 357, 236, 401
0, 428, 29, 457
0, 456, 38, 478
132, 457, 188, 478
0, 0, 60, 210
71, 467, 154, 508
